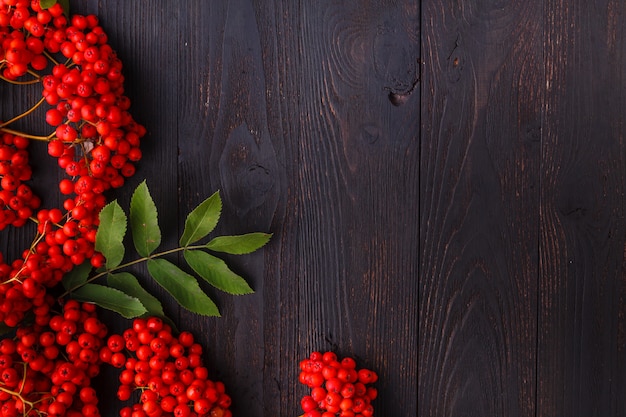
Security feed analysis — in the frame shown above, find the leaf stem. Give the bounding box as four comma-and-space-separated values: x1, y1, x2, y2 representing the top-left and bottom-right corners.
59, 244, 206, 298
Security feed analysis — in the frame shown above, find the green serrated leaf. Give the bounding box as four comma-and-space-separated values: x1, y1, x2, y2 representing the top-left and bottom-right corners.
130, 181, 161, 257
147, 258, 220, 316
71, 284, 147, 319
206, 233, 272, 255
179, 191, 222, 247
95, 200, 127, 269
184, 250, 253, 295
61, 260, 93, 291
107, 272, 165, 318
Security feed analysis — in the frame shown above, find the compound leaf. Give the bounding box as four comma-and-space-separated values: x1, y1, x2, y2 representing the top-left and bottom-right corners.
147, 258, 220, 317
130, 181, 161, 257
179, 191, 221, 247
184, 250, 253, 295
95, 200, 127, 269
71, 283, 147, 318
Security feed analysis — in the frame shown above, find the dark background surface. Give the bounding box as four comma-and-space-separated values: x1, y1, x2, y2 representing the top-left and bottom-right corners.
3, 0, 626, 416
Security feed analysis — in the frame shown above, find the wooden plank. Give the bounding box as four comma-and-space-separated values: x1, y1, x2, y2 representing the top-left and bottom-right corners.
419, 1, 542, 415
176, 2, 281, 416
175, 1, 421, 415
270, 1, 421, 415
538, 0, 626, 415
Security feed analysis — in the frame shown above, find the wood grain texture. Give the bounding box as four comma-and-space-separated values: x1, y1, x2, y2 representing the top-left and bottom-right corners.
174, 1, 421, 415
538, 0, 626, 415
419, 0, 542, 415
2, 0, 626, 416
273, 2, 421, 416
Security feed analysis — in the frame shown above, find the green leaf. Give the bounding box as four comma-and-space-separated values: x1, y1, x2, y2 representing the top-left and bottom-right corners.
206, 233, 272, 255
130, 181, 161, 257
147, 258, 220, 316
179, 191, 222, 247
95, 200, 127, 269
71, 284, 147, 319
61, 260, 93, 291
107, 272, 165, 318
184, 250, 253, 295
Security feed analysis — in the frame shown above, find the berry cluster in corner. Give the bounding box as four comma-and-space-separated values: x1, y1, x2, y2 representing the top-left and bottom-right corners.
299, 351, 378, 417
101, 317, 232, 417
0, 299, 107, 417
0, 0, 146, 330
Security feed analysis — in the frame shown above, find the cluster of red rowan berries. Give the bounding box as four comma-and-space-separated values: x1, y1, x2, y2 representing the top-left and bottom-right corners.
0, 0, 146, 328
299, 351, 378, 417
0, 132, 40, 230
101, 317, 232, 417
0, 299, 107, 417
0, 2, 167, 416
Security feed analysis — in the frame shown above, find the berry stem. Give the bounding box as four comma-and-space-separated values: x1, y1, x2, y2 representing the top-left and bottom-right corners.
0, 362, 53, 417
43, 50, 60, 67
0, 126, 55, 141
9, 232, 49, 284
0, 97, 47, 128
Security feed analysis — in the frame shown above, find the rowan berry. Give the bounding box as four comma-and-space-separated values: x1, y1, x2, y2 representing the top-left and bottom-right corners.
217, 393, 232, 409
119, 369, 134, 386
173, 356, 189, 372
47, 400, 67, 416
354, 382, 367, 397
179, 368, 195, 386
173, 404, 191, 417
160, 396, 178, 413
301, 395, 318, 413
82, 403, 100, 417
114, 384, 132, 402
192, 398, 212, 415
59, 179, 74, 194
366, 387, 377, 401
146, 316, 163, 332
45, 109, 64, 126
178, 331, 194, 347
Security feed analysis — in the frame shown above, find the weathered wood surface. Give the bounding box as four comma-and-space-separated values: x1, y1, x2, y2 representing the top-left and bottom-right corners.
3, 0, 626, 416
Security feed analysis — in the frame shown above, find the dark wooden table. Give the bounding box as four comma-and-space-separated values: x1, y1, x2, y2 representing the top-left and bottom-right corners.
4, 0, 626, 416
